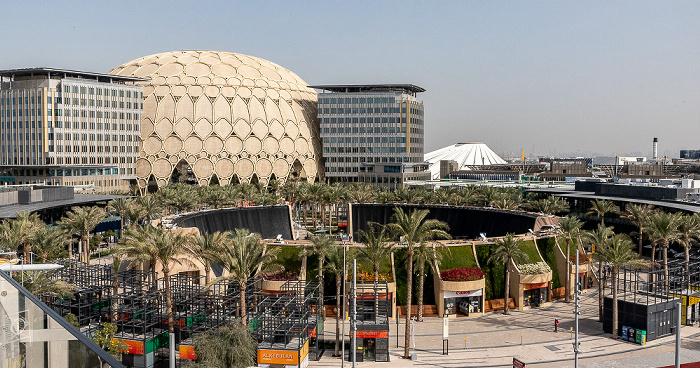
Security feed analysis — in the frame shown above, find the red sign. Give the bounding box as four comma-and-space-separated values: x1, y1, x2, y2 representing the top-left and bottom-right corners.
513, 357, 526, 368
352, 330, 388, 339
524, 282, 548, 291
180, 345, 196, 360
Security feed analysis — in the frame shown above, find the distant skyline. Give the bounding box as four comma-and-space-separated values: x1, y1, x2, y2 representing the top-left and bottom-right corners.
2, 1, 699, 158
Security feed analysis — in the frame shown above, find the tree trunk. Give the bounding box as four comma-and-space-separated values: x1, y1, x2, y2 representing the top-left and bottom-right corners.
390, 251, 397, 287
300, 251, 308, 281
612, 268, 619, 339
686, 246, 691, 291
204, 263, 211, 286
83, 234, 90, 266
565, 237, 571, 303
151, 262, 158, 291
335, 273, 341, 357
598, 259, 604, 322
638, 227, 643, 255
403, 249, 414, 359
374, 267, 379, 322
112, 274, 119, 322
319, 259, 325, 321
663, 240, 669, 294
417, 261, 425, 322
504, 262, 510, 315
240, 282, 247, 327
164, 267, 174, 334
650, 244, 656, 293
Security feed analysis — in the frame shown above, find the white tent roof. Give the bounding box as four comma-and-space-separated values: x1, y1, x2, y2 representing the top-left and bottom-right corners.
425, 142, 507, 179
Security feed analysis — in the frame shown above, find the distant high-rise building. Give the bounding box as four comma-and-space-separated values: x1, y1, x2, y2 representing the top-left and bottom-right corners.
680, 150, 700, 159
312, 84, 430, 188
0, 68, 144, 192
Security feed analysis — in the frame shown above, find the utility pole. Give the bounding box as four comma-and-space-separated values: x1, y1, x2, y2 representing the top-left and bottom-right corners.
352, 259, 357, 368
341, 244, 346, 368
676, 301, 681, 368
574, 247, 580, 367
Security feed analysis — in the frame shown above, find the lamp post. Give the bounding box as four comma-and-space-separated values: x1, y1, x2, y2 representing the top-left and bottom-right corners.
574, 244, 580, 367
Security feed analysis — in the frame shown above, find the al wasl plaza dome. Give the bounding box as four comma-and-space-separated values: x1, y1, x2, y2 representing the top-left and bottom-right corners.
110, 50, 322, 191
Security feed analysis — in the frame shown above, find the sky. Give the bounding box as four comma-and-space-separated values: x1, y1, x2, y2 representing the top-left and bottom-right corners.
2, 1, 700, 159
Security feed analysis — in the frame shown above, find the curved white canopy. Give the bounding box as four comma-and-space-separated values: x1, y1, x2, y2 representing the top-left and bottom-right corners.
425, 142, 506, 179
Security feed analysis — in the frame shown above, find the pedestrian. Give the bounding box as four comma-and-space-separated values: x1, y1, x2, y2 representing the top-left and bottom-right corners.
589, 278, 593, 289
554, 318, 559, 333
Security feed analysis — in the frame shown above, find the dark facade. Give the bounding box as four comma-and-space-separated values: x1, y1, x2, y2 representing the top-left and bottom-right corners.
173, 205, 293, 239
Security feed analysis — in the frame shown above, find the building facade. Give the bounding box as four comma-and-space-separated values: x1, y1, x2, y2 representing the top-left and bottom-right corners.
110, 50, 322, 192
0, 68, 143, 192
312, 84, 429, 189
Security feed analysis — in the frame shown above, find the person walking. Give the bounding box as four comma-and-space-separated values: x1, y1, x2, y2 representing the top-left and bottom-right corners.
554, 318, 559, 333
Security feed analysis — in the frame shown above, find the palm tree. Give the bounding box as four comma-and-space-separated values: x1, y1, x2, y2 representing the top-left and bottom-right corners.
387, 207, 450, 359
357, 223, 394, 320
324, 245, 353, 357
592, 234, 647, 339
559, 215, 583, 302
137, 195, 163, 225
308, 183, 328, 229
14, 270, 76, 297
583, 224, 615, 321
111, 253, 125, 322
207, 229, 279, 328
347, 183, 375, 204
58, 206, 106, 265
137, 226, 192, 349
11, 211, 44, 262
414, 241, 448, 321
587, 199, 619, 225
622, 204, 656, 255
308, 234, 335, 321
678, 214, 700, 289
30, 228, 68, 263
325, 183, 347, 235
488, 233, 529, 315
526, 196, 569, 215
646, 211, 683, 294
107, 197, 132, 237
188, 231, 228, 285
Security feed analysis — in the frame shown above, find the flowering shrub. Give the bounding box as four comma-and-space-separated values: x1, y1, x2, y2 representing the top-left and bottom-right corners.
518, 261, 551, 275
261, 270, 298, 281
569, 251, 590, 263
440, 267, 484, 282
349, 271, 393, 282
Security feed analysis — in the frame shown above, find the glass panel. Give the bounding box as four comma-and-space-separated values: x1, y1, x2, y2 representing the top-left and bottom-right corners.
0, 271, 124, 367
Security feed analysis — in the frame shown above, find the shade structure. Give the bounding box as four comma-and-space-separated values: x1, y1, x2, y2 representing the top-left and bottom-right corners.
425, 142, 506, 179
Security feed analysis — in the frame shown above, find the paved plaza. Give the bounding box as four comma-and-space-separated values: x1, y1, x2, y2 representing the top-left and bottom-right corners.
317, 290, 700, 367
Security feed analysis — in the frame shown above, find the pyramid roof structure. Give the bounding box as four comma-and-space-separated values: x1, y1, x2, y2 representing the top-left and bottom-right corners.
425, 142, 507, 179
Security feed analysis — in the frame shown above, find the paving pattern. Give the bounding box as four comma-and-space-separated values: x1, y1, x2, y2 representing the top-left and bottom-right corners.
316, 289, 700, 367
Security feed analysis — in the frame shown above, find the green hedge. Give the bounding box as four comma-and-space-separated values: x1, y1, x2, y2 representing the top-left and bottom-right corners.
536, 237, 561, 289
475, 244, 505, 302
520, 240, 542, 264
438, 246, 479, 270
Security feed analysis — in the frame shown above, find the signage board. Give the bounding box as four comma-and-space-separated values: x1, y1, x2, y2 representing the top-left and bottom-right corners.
513, 357, 526, 368
443, 316, 449, 339
443, 289, 483, 298
352, 330, 389, 338
524, 282, 548, 291
258, 348, 298, 365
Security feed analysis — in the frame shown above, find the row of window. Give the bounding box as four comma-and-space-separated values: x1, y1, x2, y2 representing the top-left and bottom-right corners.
50, 121, 139, 131
62, 85, 142, 99
318, 96, 397, 105
61, 98, 141, 109
323, 136, 408, 144
323, 146, 408, 154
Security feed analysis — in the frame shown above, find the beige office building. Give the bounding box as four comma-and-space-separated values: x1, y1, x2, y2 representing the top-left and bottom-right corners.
0, 68, 144, 192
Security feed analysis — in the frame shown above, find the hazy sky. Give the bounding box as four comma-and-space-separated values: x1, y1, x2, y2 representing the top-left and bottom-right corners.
3, 1, 700, 158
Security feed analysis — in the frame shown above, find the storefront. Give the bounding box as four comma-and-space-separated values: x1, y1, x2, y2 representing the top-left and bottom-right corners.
435, 278, 486, 318
523, 282, 549, 308
443, 289, 482, 316
349, 327, 389, 362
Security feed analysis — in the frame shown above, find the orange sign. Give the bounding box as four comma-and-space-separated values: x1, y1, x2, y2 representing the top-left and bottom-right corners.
258, 340, 309, 365
180, 345, 196, 360
524, 282, 548, 290
352, 330, 388, 338
120, 339, 143, 355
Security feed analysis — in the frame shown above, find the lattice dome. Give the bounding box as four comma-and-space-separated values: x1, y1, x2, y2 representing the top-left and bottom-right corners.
110, 50, 321, 189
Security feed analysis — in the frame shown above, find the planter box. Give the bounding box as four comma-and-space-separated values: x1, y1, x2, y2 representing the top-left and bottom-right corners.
519, 271, 552, 284
435, 278, 486, 317
261, 279, 295, 293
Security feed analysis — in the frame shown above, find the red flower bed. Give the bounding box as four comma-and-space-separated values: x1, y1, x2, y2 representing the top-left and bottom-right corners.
262, 270, 298, 281
440, 267, 484, 282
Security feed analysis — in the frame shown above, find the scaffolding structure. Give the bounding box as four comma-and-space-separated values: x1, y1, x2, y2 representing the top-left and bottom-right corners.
253, 280, 320, 363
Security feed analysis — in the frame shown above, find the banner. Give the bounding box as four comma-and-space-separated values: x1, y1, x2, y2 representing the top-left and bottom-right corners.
443, 289, 482, 298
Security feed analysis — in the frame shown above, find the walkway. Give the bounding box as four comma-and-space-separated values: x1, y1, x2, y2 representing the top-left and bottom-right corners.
316, 290, 700, 367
